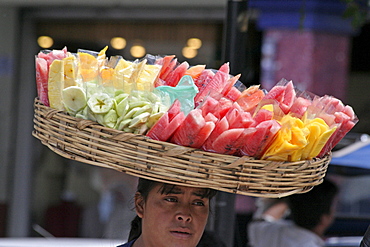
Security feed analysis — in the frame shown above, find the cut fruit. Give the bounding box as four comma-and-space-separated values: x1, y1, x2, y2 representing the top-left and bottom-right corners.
164, 61, 189, 87
87, 92, 113, 114
63, 55, 78, 88
236, 85, 265, 113
48, 59, 65, 110
62, 86, 87, 112
78, 51, 98, 82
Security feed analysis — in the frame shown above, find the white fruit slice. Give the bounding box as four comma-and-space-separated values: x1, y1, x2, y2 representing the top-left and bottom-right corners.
62, 86, 87, 112
129, 112, 151, 129
87, 92, 113, 114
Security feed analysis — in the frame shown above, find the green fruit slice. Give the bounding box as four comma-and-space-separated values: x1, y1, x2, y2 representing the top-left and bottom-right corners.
102, 109, 118, 128
62, 86, 87, 112
87, 92, 113, 114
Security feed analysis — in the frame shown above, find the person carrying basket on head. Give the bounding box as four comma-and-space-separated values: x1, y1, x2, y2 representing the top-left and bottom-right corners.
116, 178, 222, 247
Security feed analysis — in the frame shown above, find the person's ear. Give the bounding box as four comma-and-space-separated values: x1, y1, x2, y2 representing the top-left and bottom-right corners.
135, 192, 145, 218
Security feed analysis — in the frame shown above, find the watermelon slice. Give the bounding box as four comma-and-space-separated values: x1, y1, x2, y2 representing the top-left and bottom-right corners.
204, 112, 218, 123
159, 56, 178, 83
146, 111, 185, 142
38, 47, 68, 67
289, 96, 312, 118
221, 74, 241, 100
190, 121, 216, 148
236, 85, 265, 113
211, 128, 256, 155
318, 105, 358, 157
241, 120, 281, 158
167, 99, 182, 120
154, 55, 175, 87
35, 47, 69, 106
163, 112, 186, 141
194, 63, 230, 104
225, 86, 242, 102
263, 80, 296, 114
202, 117, 229, 152
146, 100, 184, 142
252, 108, 273, 126
198, 96, 219, 117
226, 108, 254, 129
146, 113, 170, 140
195, 69, 214, 88
35, 57, 50, 106
171, 109, 207, 148
216, 97, 234, 119
306, 95, 358, 157
164, 61, 189, 87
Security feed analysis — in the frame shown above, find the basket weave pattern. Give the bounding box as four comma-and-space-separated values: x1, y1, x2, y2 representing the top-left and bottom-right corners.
32, 98, 331, 198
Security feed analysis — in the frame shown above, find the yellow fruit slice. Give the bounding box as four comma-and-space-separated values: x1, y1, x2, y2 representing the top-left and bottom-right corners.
262, 115, 309, 161
113, 58, 135, 91
301, 122, 322, 160
136, 64, 161, 91
100, 67, 114, 85
48, 59, 65, 110
127, 59, 146, 92
308, 125, 337, 158
78, 52, 98, 82
97, 46, 108, 69
63, 55, 77, 88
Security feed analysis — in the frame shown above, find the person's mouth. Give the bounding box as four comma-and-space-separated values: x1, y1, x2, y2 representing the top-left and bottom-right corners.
170, 229, 192, 239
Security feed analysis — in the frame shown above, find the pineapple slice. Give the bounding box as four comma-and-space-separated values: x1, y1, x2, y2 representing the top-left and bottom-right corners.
63, 55, 77, 88
48, 59, 65, 110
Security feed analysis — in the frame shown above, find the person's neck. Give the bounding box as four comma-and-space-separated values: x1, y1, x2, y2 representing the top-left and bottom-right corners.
311, 225, 326, 239
132, 236, 143, 247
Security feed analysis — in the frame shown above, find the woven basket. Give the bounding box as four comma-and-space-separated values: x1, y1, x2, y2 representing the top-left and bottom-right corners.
32, 98, 331, 198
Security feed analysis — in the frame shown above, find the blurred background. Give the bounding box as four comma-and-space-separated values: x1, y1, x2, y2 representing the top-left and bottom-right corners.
1, 0, 370, 246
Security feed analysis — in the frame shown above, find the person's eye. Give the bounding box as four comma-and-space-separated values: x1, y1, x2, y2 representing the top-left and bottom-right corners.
165, 197, 178, 202
193, 200, 205, 206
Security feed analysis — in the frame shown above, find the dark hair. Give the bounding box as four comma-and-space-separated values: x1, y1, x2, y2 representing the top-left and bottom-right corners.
287, 179, 338, 230
128, 178, 217, 242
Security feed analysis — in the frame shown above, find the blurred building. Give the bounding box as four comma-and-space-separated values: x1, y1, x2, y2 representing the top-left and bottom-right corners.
0, 0, 228, 239
0, 1, 370, 246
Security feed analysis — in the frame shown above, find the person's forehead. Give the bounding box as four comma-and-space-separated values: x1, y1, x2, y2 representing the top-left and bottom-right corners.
156, 184, 208, 196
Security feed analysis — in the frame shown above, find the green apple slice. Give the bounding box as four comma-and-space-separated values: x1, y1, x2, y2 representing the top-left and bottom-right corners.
62, 86, 87, 113
87, 92, 113, 114
129, 112, 151, 129
103, 109, 118, 129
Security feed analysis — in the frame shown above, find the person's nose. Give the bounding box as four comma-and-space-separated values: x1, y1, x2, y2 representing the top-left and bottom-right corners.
176, 204, 192, 222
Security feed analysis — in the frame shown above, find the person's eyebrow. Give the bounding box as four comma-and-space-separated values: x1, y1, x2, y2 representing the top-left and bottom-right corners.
193, 190, 208, 198
162, 185, 208, 197
163, 186, 183, 195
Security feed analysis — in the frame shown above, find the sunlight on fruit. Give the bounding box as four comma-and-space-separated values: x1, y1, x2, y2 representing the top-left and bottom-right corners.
110, 37, 127, 50
187, 38, 202, 49
130, 45, 146, 58
37, 36, 54, 49
182, 46, 198, 59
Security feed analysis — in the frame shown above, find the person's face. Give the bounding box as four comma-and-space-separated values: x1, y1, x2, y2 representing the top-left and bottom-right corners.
135, 184, 211, 247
